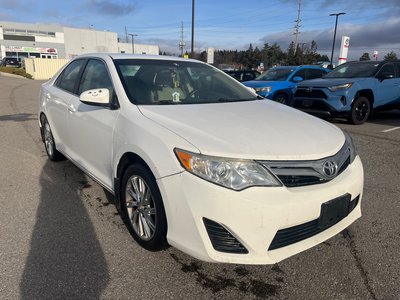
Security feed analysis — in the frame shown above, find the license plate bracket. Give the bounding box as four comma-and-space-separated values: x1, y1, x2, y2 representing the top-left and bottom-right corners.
318, 194, 351, 230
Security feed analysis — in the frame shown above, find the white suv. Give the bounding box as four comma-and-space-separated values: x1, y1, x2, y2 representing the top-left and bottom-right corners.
39, 54, 363, 264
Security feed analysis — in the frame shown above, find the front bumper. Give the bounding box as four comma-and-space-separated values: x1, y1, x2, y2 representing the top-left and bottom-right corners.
158, 156, 363, 264
294, 88, 353, 117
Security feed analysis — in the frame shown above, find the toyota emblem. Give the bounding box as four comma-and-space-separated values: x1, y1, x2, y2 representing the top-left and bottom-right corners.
323, 160, 337, 178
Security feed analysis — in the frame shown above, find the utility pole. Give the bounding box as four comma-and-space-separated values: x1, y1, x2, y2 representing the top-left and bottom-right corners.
191, 0, 195, 58
128, 33, 138, 54
125, 26, 128, 43
293, 0, 302, 56
329, 12, 346, 68
179, 22, 186, 57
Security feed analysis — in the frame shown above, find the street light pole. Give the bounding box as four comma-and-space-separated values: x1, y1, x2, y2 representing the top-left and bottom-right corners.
128, 33, 138, 54
191, 0, 195, 58
329, 12, 345, 69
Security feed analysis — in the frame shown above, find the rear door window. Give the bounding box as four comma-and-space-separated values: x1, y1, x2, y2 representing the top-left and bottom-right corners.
55, 59, 86, 94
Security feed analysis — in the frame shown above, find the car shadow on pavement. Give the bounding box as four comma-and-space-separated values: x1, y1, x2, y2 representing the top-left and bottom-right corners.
367, 110, 400, 127
324, 110, 400, 127
20, 160, 110, 299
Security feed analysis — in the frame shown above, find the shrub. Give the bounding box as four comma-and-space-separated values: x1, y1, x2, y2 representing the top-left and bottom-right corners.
0, 67, 33, 79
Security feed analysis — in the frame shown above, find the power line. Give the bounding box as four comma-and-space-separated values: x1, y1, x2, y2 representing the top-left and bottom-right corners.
293, 0, 302, 55
179, 21, 186, 57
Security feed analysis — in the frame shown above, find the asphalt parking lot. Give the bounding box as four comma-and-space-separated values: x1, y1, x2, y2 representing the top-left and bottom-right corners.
0, 75, 399, 299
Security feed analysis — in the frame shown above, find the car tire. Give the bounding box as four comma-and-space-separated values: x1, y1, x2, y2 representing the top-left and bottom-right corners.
41, 115, 65, 161
273, 93, 289, 105
349, 96, 371, 125
121, 163, 167, 251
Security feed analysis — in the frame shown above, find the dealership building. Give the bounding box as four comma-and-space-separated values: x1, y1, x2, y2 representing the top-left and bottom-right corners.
0, 21, 159, 59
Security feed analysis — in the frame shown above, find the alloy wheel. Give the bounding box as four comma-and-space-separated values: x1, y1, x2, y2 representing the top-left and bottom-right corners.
355, 101, 369, 122
43, 123, 54, 157
125, 175, 156, 241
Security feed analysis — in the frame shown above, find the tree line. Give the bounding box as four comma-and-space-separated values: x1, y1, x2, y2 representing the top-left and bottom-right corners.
160, 42, 399, 69
190, 41, 329, 69
359, 51, 398, 61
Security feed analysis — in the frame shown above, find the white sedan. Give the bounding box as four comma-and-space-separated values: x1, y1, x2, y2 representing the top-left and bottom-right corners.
38, 54, 363, 264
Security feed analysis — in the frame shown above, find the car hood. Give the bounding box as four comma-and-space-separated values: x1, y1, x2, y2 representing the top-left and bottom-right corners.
242, 80, 282, 88
138, 100, 345, 160
298, 77, 365, 87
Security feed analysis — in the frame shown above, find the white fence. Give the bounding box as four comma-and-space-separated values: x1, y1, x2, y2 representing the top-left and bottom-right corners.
25, 58, 69, 80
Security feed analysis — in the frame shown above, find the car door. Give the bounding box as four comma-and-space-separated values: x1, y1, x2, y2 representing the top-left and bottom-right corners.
374, 63, 399, 107
66, 58, 119, 189
45, 59, 86, 153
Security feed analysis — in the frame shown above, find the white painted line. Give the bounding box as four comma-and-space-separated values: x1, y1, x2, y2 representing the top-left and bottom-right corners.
382, 127, 400, 133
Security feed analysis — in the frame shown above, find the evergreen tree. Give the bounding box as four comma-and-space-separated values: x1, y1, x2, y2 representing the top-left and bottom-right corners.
384, 51, 398, 60
359, 53, 371, 61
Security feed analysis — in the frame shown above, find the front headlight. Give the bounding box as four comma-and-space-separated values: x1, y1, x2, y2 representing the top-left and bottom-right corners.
254, 86, 272, 93
327, 83, 353, 92
174, 149, 281, 190
343, 131, 357, 163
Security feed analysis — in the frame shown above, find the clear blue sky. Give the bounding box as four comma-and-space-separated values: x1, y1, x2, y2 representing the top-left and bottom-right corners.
1, 0, 399, 59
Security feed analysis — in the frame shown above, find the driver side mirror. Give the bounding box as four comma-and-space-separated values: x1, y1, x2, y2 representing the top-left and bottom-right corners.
292, 76, 303, 82
377, 73, 394, 81
80, 88, 110, 106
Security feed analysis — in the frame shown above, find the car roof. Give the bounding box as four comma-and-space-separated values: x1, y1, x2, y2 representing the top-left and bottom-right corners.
77, 53, 202, 64
344, 60, 400, 65
272, 65, 325, 70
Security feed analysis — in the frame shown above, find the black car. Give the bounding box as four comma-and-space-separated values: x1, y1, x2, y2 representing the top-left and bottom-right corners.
0, 57, 21, 68
224, 70, 261, 82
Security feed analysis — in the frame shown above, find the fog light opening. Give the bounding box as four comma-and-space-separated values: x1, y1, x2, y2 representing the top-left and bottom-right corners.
340, 96, 347, 106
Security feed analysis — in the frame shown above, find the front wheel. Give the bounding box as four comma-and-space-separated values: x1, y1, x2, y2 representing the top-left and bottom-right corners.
121, 164, 167, 251
273, 93, 289, 105
349, 96, 371, 125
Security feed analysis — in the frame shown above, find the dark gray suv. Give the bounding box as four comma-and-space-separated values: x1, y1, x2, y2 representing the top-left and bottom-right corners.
293, 61, 400, 124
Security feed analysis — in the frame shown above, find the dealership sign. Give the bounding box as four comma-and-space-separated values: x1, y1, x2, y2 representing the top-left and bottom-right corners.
338, 36, 350, 66
5, 46, 58, 54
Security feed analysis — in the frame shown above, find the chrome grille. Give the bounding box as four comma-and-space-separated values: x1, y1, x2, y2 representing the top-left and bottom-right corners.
259, 140, 352, 187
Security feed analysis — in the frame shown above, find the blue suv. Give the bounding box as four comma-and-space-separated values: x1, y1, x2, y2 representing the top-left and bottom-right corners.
294, 61, 400, 124
243, 65, 328, 105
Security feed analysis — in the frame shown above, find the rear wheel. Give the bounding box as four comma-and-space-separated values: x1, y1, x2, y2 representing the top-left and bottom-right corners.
41, 116, 64, 161
273, 93, 289, 105
349, 96, 371, 125
121, 164, 167, 250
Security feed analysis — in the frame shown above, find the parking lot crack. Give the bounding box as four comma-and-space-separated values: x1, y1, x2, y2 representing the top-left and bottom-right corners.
342, 229, 377, 300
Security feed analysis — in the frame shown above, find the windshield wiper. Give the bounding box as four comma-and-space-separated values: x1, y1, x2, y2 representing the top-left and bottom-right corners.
156, 100, 180, 105
217, 98, 257, 103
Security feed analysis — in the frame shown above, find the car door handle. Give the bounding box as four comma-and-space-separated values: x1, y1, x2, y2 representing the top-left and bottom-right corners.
68, 104, 76, 113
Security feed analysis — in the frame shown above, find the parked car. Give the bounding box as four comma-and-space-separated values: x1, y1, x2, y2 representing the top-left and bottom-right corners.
293, 61, 400, 124
243, 65, 329, 105
0, 57, 21, 68
224, 70, 261, 82
39, 54, 363, 264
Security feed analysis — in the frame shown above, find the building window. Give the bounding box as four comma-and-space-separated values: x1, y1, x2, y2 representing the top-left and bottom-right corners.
3, 35, 35, 41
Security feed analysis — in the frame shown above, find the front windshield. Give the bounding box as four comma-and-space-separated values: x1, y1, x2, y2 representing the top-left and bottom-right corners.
255, 68, 293, 81
114, 59, 256, 105
324, 62, 379, 78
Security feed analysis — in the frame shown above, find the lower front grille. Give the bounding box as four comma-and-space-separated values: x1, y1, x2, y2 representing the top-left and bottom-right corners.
294, 88, 327, 99
277, 175, 325, 187
268, 194, 360, 250
203, 218, 248, 254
